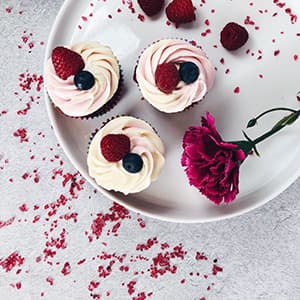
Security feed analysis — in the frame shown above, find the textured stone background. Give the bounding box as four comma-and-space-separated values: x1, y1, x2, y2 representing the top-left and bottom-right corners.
0, 1, 300, 299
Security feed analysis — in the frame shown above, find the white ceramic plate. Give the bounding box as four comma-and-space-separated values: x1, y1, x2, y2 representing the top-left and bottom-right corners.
44, 0, 300, 223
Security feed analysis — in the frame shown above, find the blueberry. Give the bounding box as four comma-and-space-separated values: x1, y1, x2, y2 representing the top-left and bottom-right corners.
179, 62, 199, 84
74, 70, 95, 90
122, 153, 143, 173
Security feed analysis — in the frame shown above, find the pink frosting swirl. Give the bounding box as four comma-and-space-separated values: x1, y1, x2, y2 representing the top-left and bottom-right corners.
45, 42, 120, 117
136, 39, 215, 113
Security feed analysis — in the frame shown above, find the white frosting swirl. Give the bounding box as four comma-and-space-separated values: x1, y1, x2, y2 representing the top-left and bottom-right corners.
45, 42, 120, 117
136, 39, 215, 113
87, 117, 165, 195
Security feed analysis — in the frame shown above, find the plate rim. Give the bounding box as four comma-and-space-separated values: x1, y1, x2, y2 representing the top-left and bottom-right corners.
44, 0, 300, 223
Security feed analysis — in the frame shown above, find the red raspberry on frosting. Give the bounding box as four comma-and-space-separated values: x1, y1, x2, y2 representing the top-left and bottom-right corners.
155, 63, 180, 94
52, 46, 85, 80
100, 134, 131, 162
220, 22, 249, 51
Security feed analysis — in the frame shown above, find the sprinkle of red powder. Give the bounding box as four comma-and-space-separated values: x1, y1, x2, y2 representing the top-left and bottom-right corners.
0, 217, 15, 229
19, 204, 28, 212
17, 102, 31, 116
212, 264, 223, 275
136, 238, 158, 251
244, 15, 255, 25
127, 280, 136, 295
13, 128, 28, 143
61, 262, 71, 276
46, 277, 54, 286
274, 50, 280, 56
234, 86, 240, 94
88, 281, 100, 292
77, 259, 86, 265
0, 252, 25, 272
5, 7, 13, 13
137, 217, 146, 228
196, 252, 208, 260
18, 71, 43, 93
138, 14, 145, 22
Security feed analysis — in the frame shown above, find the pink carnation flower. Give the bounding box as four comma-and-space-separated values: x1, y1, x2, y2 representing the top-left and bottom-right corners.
181, 112, 246, 205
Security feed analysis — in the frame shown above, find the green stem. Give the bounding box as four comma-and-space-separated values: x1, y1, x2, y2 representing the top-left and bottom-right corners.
254, 107, 297, 121
253, 110, 300, 145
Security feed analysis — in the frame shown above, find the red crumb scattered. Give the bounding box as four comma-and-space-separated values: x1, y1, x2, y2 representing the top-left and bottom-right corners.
137, 217, 146, 228
0, 252, 25, 272
15, 282, 22, 289
196, 252, 208, 260
0, 217, 15, 229
127, 280, 136, 295
17, 102, 31, 115
234, 86, 240, 94
244, 15, 255, 25
19, 204, 28, 212
13, 128, 28, 143
133, 292, 147, 300
273, 0, 298, 24
274, 50, 280, 56
89, 202, 130, 240
212, 264, 223, 275
77, 259, 86, 265
61, 262, 71, 276
150, 244, 186, 278
5, 7, 13, 13
138, 14, 145, 22
201, 29, 211, 37
18, 71, 43, 93
46, 277, 54, 286
136, 238, 158, 251
88, 281, 100, 292
293, 54, 298, 61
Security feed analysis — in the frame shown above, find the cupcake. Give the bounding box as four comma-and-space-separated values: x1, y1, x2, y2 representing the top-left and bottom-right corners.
87, 116, 165, 194
44, 42, 122, 118
136, 39, 215, 113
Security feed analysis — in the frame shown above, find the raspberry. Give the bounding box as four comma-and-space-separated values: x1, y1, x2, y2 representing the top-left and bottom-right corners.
155, 63, 180, 94
100, 134, 131, 162
220, 22, 249, 51
138, 0, 164, 17
166, 0, 196, 25
51, 46, 85, 80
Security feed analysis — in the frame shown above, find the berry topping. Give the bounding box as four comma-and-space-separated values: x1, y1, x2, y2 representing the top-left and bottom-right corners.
100, 134, 131, 162
155, 63, 180, 94
74, 70, 95, 90
138, 0, 164, 17
179, 62, 199, 84
122, 153, 144, 173
166, 0, 196, 25
52, 46, 85, 80
220, 22, 249, 51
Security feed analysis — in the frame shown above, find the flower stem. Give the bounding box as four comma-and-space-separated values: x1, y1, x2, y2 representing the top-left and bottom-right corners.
247, 107, 298, 128
253, 110, 300, 145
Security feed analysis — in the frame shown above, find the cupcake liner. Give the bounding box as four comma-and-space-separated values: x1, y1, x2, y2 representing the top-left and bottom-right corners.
135, 38, 213, 114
